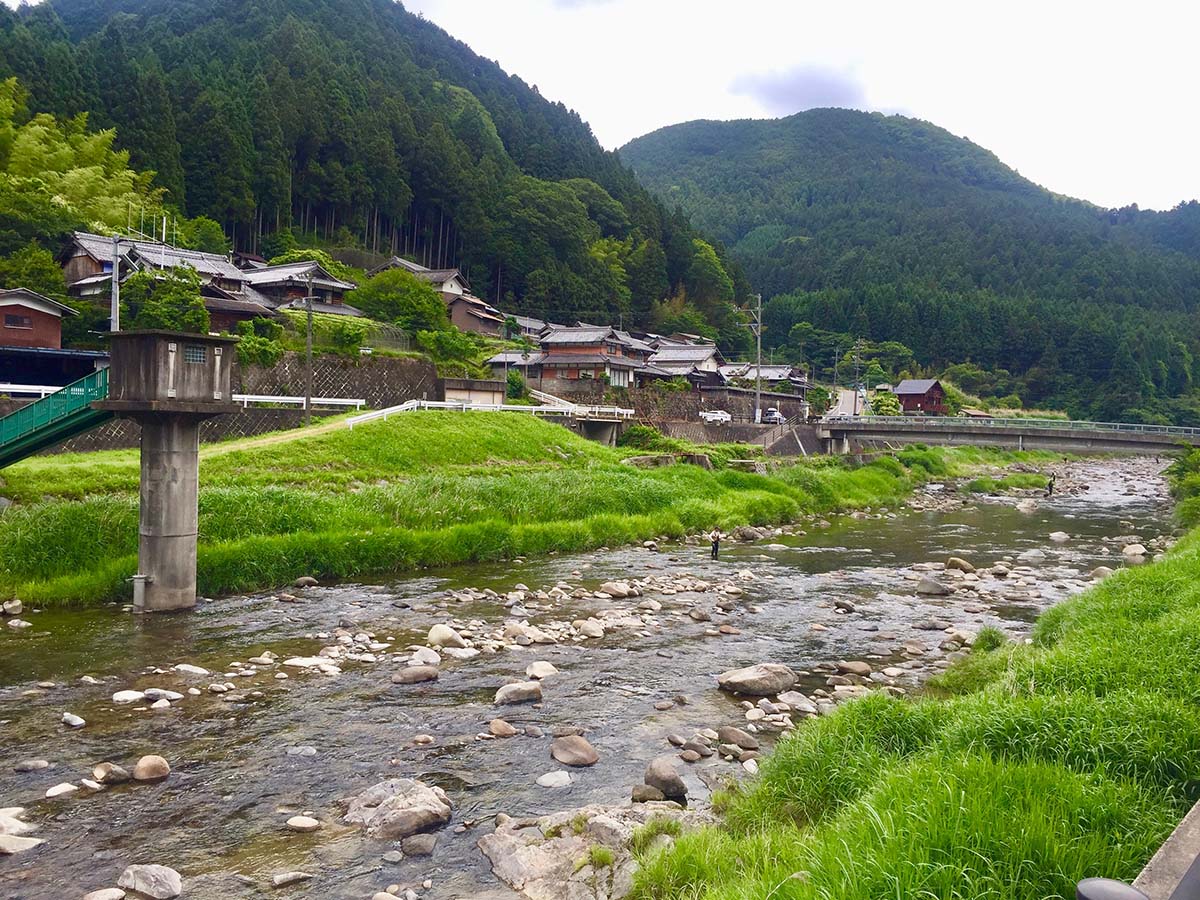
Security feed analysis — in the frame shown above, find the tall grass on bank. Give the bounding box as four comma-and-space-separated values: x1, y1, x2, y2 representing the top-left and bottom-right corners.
630, 532, 1200, 900
0, 415, 1041, 606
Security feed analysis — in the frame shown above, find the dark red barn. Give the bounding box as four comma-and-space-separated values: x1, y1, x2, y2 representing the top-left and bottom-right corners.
893, 379, 948, 415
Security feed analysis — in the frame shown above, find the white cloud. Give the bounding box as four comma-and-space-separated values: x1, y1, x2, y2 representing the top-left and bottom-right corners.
403, 0, 1200, 211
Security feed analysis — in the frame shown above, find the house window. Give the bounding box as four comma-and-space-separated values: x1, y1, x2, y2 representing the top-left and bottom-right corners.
184, 345, 207, 364
3, 313, 32, 329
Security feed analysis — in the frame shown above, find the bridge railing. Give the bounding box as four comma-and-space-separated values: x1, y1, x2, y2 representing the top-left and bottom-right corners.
0, 368, 110, 448
822, 415, 1200, 439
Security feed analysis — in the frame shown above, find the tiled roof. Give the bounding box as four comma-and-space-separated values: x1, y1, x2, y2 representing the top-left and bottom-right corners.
541, 326, 615, 345
650, 344, 721, 362
241, 261, 357, 291
488, 351, 546, 365
894, 379, 941, 395
72, 231, 246, 283
0, 287, 78, 316
276, 298, 364, 317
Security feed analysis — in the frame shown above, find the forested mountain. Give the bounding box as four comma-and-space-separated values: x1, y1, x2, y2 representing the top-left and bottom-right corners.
621, 110, 1200, 422
0, 0, 749, 345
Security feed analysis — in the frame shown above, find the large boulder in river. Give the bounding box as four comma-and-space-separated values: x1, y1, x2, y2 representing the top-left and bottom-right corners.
495, 681, 542, 705
644, 756, 687, 800
716, 663, 796, 696
550, 735, 599, 767
945, 557, 975, 573
915, 576, 951, 596
343, 778, 452, 840
427, 624, 467, 649
117, 864, 182, 899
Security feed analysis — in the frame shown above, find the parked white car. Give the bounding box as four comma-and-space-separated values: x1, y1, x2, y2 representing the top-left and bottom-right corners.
762, 407, 786, 425
699, 409, 732, 424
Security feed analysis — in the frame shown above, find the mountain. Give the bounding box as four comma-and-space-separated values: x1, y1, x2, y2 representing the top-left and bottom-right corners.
621, 109, 1200, 421
0, 0, 748, 341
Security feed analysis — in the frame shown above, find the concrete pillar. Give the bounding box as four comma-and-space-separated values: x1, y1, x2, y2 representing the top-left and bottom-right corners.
137, 416, 201, 611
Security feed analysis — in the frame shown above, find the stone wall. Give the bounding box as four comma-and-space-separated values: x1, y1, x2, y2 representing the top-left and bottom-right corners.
239, 352, 441, 407
553, 383, 808, 424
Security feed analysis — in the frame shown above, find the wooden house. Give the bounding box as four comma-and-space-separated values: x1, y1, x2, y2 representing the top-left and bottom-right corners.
893, 379, 948, 415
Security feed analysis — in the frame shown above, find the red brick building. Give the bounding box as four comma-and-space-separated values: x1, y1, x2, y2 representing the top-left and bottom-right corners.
0, 288, 77, 349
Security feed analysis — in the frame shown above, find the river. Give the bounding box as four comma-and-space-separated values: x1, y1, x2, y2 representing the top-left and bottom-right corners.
0, 456, 1175, 900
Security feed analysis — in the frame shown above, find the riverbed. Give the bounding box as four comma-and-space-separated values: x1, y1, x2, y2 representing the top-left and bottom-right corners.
0, 456, 1176, 900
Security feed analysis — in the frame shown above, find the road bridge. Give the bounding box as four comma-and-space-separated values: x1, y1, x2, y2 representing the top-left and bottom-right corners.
819, 415, 1200, 455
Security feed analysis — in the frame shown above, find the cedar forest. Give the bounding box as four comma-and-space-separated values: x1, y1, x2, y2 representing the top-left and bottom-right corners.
2, 0, 1199, 422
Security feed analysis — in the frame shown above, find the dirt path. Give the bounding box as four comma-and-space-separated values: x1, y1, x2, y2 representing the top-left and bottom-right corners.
199, 414, 354, 457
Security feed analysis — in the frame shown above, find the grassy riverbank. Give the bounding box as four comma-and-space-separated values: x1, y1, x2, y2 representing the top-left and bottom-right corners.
632, 516, 1199, 898
0, 413, 1043, 606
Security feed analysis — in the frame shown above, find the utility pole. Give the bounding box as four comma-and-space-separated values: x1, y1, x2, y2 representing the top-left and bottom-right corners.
110, 236, 121, 332
852, 341, 863, 415
755, 293, 762, 424
305, 273, 314, 426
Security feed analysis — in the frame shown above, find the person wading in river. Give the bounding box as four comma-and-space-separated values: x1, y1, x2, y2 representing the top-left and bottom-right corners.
709, 527, 722, 560
1046, 474, 1056, 498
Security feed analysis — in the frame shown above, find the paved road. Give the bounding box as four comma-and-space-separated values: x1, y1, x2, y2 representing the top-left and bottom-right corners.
827, 388, 861, 417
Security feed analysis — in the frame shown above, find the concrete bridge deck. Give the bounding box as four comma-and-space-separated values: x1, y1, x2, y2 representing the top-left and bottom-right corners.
819, 415, 1200, 455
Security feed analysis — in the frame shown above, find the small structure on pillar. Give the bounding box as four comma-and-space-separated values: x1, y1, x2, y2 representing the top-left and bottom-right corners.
94, 330, 238, 612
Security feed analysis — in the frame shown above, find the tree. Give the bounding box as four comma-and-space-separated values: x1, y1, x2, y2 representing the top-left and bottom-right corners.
182, 217, 230, 254
0, 241, 66, 296
869, 392, 902, 416
684, 239, 734, 310
506, 368, 526, 399
349, 268, 449, 334
120, 268, 209, 333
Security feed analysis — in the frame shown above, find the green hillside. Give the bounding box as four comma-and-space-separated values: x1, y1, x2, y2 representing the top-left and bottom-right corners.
621, 109, 1200, 422
0, 0, 748, 344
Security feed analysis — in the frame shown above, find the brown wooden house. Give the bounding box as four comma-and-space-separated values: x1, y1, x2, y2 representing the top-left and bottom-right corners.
893, 379, 948, 415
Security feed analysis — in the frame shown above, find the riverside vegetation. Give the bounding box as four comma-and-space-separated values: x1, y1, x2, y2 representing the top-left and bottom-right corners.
0, 413, 1043, 607
628, 460, 1200, 900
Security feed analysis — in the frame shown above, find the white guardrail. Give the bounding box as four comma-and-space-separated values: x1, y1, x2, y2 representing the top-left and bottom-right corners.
0, 383, 365, 410
822, 415, 1200, 438
346, 399, 636, 429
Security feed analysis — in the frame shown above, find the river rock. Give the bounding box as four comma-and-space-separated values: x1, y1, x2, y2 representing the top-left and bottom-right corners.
915, 576, 951, 595
1049, 531, 1070, 543
1091, 566, 1115, 580
343, 778, 452, 840
599, 581, 633, 598
0, 817, 33, 841
172, 664, 209, 676
480, 802, 707, 900
716, 726, 759, 751
525, 661, 558, 680
117, 865, 182, 899
836, 660, 872, 677
294, 576, 319, 587
62, 712, 85, 728
489, 718, 518, 737
1017, 548, 1046, 562
113, 689, 149, 705
632, 785, 665, 802
401, 833, 437, 856
409, 647, 441, 666
716, 663, 797, 696
495, 681, 542, 705
93, 762, 131, 785
644, 756, 686, 800
2, 599, 22, 616
45, 782, 78, 798
132, 755, 171, 781
1123, 543, 1148, 557
945, 557, 976, 573
271, 872, 312, 887
427, 624, 467, 649
6, 618, 32, 629
577, 618, 605, 638
536, 771, 572, 788
286, 816, 321, 833
14, 759, 49, 772
550, 735, 599, 767
0, 834, 44, 855
82, 890, 126, 900
392, 666, 439, 685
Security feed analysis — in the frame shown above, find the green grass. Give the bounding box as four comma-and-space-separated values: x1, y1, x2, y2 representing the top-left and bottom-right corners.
0, 414, 1048, 606
963, 472, 1049, 493
631, 817, 683, 857
631, 522, 1200, 900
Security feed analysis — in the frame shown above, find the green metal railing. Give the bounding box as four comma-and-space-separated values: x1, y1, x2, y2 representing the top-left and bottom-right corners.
0, 369, 113, 468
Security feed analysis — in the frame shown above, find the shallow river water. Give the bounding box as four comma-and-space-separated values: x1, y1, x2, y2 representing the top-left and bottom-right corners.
0, 457, 1176, 900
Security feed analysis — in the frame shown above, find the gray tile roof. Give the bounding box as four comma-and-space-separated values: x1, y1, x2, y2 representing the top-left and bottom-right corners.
242, 261, 357, 291
650, 344, 721, 363
540, 326, 616, 345
72, 231, 246, 283
894, 379, 942, 395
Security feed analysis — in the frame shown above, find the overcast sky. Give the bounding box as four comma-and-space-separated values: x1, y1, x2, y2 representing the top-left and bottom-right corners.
404, 0, 1198, 211
3, 0, 1194, 209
